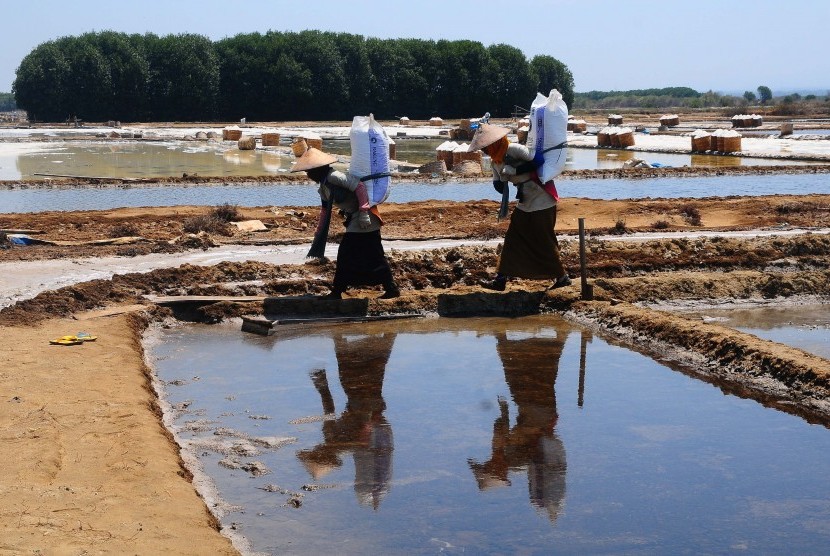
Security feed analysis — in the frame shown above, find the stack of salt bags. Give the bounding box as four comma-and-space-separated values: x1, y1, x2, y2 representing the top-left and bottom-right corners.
349, 114, 392, 205
526, 89, 569, 183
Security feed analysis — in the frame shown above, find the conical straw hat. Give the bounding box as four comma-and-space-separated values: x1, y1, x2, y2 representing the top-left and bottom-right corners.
469, 124, 510, 151
290, 147, 337, 172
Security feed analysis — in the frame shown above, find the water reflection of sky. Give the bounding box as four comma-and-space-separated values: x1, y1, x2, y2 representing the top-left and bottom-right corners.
2, 172, 829, 213
150, 315, 830, 555
685, 304, 830, 359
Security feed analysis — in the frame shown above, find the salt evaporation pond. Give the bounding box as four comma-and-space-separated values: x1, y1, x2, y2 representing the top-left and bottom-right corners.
0, 139, 821, 182
686, 304, 830, 359
149, 315, 830, 555
3, 172, 830, 213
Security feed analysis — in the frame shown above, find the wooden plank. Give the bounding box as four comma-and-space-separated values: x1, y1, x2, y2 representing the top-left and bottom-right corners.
263, 296, 368, 316
275, 314, 423, 326
241, 313, 425, 336
241, 317, 274, 336
145, 295, 267, 305
0, 229, 44, 235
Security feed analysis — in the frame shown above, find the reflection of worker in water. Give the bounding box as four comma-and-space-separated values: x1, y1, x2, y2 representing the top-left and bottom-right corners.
298, 332, 395, 509
468, 329, 569, 522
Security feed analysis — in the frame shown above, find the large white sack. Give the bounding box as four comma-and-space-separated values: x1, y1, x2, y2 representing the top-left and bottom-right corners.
349, 114, 391, 205
526, 92, 548, 156
528, 89, 568, 183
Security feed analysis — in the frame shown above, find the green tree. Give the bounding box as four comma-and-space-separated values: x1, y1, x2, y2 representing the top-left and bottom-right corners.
13, 41, 71, 121
530, 55, 574, 107
61, 35, 113, 120
757, 85, 772, 104
487, 43, 535, 117
743, 90, 756, 102
13, 31, 575, 122
430, 40, 494, 117
280, 31, 348, 120
0, 93, 16, 111
145, 33, 220, 121
330, 32, 373, 116
215, 32, 268, 120
81, 31, 150, 121
366, 38, 433, 118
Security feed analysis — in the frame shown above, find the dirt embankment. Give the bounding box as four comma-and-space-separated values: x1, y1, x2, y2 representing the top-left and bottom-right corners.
3, 194, 830, 262
0, 308, 238, 554
3, 231, 830, 328
566, 301, 830, 424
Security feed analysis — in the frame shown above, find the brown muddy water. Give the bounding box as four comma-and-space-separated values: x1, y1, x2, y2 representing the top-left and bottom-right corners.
149, 315, 830, 555
686, 303, 830, 359
0, 140, 818, 182
3, 141, 293, 180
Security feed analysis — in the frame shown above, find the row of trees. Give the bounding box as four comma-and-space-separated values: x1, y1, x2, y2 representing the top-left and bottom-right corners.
574, 87, 711, 109
574, 85, 830, 111
0, 92, 16, 111
577, 87, 762, 110
13, 30, 574, 123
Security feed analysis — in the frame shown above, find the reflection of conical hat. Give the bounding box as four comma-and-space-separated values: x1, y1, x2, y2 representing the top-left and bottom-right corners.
469, 124, 510, 151
290, 147, 337, 172
302, 459, 337, 480
470, 464, 511, 490
297, 450, 340, 479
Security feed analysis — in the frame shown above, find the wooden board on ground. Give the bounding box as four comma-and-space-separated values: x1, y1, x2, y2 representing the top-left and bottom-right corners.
146, 295, 267, 305
242, 313, 425, 336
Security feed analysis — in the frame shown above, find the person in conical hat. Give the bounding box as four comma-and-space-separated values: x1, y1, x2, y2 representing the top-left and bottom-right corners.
290, 146, 337, 173
291, 147, 400, 300
470, 123, 571, 292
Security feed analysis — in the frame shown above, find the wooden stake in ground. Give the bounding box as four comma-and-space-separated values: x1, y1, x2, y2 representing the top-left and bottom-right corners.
578, 217, 593, 300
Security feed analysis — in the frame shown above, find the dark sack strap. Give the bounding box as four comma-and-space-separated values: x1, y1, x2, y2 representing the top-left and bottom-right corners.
360, 171, 392, 182
542, 141, 567, 154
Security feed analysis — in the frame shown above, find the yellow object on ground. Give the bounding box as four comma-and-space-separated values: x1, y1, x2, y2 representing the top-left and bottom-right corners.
49, 332, 96, 345
49, 335, 84, 346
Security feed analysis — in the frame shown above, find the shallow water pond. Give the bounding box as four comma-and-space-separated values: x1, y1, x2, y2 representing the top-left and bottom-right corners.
150, 315, 830, 555
685, 304, 830, 359
1, 140, 294, 181
583, 148, 817, 170
0, 139, 820, 182
3, 172, 830, 213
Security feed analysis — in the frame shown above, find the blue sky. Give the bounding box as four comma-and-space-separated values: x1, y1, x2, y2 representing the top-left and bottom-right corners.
3, 0, 828, 95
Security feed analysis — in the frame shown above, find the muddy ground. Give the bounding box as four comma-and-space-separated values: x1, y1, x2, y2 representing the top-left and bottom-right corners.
3, 193, 830, 261
3, 119, 830, 553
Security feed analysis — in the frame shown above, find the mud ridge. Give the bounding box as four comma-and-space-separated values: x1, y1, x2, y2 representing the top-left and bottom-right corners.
565, 301, 830, 426
4, 241, 830, 325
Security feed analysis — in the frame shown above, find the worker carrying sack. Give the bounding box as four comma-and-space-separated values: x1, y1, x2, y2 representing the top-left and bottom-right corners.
526, 89, 568, 184
349, 114, 392, 206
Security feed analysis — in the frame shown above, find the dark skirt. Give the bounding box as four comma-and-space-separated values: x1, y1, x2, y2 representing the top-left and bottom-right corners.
498, 206, 565, 280
333, 230, 394, 291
